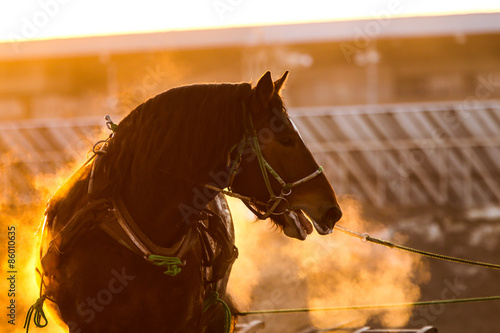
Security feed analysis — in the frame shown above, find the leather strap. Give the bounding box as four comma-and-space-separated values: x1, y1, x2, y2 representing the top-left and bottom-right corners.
100, 196, 200, 260
199, 211, 238, 283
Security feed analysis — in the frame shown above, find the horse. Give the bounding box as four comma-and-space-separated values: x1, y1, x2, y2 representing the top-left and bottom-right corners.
30, 71, 342, 333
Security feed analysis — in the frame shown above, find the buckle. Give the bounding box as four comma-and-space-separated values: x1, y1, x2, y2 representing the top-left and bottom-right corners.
266, 196, 290, 216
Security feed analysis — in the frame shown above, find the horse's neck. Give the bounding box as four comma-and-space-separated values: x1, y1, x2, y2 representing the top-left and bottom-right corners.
120, 170, 221, 248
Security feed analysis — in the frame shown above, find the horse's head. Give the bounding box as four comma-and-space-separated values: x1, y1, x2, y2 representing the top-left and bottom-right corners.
230, 71, 342, 240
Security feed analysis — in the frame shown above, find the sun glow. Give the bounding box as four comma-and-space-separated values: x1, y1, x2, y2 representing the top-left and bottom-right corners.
227, 197, 430, 330
0, 129, 106, 333
0, 0, 499, 43
0, 177, 72, 333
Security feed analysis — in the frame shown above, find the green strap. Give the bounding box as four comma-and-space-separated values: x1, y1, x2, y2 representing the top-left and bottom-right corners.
251, 133, 275, 198
148, 255, 183, 276
263, 159, 287, 187
245, 106, 275, 199
109, 123, 118, 132
24, 296, 48, 332
203, 291, 232, 333
105, 115, 119, 132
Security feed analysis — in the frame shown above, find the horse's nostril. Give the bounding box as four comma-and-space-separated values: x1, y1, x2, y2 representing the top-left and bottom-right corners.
326, 206, 343, 224
320, 207, 342, 231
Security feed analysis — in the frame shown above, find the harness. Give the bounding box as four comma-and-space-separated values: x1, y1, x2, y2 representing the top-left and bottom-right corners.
30, 118, 238, 332
28, 106, 323, 332
40, 133, 238, 284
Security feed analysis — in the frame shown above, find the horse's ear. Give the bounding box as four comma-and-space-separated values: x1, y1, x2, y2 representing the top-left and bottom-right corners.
274, 71, 289, 93
255, 71, 274, 108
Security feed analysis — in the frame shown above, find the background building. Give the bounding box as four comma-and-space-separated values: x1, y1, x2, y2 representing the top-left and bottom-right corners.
1, 13, 500, 210
1, 12, 499, 332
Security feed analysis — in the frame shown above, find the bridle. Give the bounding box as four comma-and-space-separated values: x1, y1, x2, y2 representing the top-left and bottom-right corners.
98, 110, 321, 221
212, 104, 324, 220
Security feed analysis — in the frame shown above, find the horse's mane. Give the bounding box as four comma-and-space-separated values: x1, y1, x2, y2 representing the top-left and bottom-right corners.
99, 82, 253, 195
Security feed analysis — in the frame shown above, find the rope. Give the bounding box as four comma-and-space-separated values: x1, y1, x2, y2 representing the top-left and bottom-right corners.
148, 255, 184, 276
203, 291, 232, 333
204, 184, 264, 205
334, 225, 500, 270
238, 225, 500, 316
236, 295, 500, 316
24, 296, 48, 332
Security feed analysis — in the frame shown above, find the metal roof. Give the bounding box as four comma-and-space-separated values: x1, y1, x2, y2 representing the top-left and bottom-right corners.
291, 100, 500, 208
0, 116, 104, 202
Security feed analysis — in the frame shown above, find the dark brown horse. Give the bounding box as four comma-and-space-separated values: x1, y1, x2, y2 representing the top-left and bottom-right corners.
32, 71, 342, 333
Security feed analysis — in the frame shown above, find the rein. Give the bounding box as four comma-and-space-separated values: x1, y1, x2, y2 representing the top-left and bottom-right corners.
236, 225, 500, 317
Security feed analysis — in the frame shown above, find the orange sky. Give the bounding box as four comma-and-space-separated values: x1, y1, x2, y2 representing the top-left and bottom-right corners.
1, 0, 499, 43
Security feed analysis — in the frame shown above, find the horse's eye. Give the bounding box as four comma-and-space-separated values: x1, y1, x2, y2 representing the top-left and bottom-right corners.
278, 137, 294, 147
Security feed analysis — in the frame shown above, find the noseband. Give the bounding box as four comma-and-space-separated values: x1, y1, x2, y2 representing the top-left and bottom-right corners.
224, 105, 323, 219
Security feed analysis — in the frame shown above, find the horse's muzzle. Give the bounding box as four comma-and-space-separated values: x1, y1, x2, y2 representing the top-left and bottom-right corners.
316, 206, 342, 235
